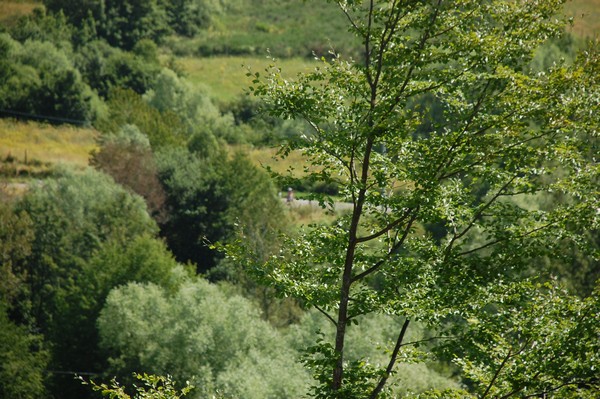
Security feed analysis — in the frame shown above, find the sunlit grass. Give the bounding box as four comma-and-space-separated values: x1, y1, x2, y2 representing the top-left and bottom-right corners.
233, 145, 311, 176
565, 0, 600, 38
178, 56, 318, 102
0, 119, 97, 168
0, 0, 41, 28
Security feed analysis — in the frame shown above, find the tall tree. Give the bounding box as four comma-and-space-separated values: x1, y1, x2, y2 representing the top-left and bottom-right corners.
234, 0, 600, 397
157, 148, 285, 274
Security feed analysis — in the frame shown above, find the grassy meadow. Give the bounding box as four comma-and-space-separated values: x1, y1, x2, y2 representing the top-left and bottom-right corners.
565, 0, 600, 38
0, 0, 39, 28
0, 119, 97, 174
178, 56, 318, 102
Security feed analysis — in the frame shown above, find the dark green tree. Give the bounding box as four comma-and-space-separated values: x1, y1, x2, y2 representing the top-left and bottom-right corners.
162, 0, 220, 37
95, 87, 187, 149
9, 7, 74, 49
0, 204, 33, 306
0, 33, 100, 124
156, 147, 230, 272
0, 205, 48, 399
0, 300, 49, 399
44, 0, 170, 49
13, 167, 164, 399
232, 0, 600, 397
76, 39, 162, 98
157, 147, 285, 274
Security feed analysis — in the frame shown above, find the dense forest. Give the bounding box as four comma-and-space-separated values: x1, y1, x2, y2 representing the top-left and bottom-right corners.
1, 1, 599, 399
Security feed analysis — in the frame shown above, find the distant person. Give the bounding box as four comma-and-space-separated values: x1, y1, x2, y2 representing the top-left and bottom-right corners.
286, 187, 294, 202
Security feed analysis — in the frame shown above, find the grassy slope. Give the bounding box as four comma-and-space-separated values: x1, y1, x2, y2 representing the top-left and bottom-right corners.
565, 0, 600, 38
181, 0, 600, 102
171, 0, 356, 58
0, 0, 39, 28
0, 119, 97, 169
178, 56, 318, 102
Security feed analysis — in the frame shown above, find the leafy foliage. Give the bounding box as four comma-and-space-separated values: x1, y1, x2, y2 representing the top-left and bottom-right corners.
76, 39, 162, 98
234, 0, 600, 397
164, 0, 227, 37
9, 7, 74, 49
437, 280, 600, 398
0, 301, 49, 399
0, 33, 101, 124
144, 68, 240, 143
44, 0, 171, 50
90, 124, 168, 221
98, 280, 308, 399
82, 373, 193, 399
11, 167, 170, 399
156, 147, 285, 273
0, 204, 33, 304
96, 87, 187, 149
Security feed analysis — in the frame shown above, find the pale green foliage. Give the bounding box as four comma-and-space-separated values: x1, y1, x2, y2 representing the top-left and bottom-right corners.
144, 68, 237, 142
82, 373, 193, 399
98, 280, 309, 399
108, 124, 152, 148
236, 0, 600, 397
286, 310, 460, 395
13, 167, 165, 398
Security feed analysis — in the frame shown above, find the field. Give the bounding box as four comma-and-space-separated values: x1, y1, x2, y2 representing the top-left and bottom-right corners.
564, 0, 600, 38
0, 0, 39, 28
0, 119, 97, 176
177, 56, 318, 102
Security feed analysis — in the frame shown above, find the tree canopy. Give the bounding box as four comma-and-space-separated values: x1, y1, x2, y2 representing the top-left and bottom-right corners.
233, 0, 600, 397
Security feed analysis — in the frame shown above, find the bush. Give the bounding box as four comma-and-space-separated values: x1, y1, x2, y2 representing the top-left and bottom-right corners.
98, 280, 308, 398
76, 39, 161, 98
0, 33, 101, 124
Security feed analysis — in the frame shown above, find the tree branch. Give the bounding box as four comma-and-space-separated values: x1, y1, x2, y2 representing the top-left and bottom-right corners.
481, 349, 513, 399
369, 318, 410, 399
458, 221, 558, 257
315, 304, 337, 326
444, 175, 517, 256
352, 209, 418, 282
356, 206, 414, 243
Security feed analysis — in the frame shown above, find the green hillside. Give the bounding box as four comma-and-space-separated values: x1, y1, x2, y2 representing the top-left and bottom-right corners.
1, 2, 599, 399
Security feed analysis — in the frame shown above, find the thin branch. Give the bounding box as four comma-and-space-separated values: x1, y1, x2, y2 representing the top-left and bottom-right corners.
336, 1, 362, 35
352, 210, 419, 282
435, 78, 494, 178
520, 379, 600, 399
458, 221, 558, 257
369, 319, 411, 399
429, 7, 478, 39
481, 349, 513, 399
399, 335, 457, 348
399, 0, 443, 95
356, 207, 414, 243
315, 304, 337, 326
365, 0, 375, 87
371, 0, 406, 89
444, 175, 517, 255
499, 369, 542, 399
